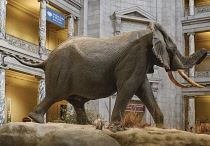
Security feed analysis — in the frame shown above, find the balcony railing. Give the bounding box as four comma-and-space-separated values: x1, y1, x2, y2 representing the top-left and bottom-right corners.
185, 5, 210, 16
5, 34, 51, 55
195, 71, 210, 78
6, 34, 39, 53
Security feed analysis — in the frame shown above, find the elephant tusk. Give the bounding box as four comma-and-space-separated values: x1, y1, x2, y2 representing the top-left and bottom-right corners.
177, 69, 204, 88
167, 71, 190, 88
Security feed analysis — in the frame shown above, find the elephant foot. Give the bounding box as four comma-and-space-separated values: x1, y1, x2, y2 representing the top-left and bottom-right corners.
155, 123, 165, 129
108, 122, 125, 132
29, 112, 44, 123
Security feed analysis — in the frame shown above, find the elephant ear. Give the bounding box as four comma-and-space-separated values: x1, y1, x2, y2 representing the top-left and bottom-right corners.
149, 22, 170, 71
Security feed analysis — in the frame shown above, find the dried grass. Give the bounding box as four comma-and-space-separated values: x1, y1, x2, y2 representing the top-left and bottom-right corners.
121, 111, 149, 128
196, 123, 210, 135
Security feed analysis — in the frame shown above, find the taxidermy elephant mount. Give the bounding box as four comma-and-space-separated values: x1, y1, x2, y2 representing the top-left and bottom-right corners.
12, 22, 207, 132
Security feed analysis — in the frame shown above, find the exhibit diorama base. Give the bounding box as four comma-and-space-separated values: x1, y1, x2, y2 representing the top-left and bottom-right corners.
0, 122, 210, 146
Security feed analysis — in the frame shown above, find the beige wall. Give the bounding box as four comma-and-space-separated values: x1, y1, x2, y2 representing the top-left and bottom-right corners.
6, 3, 39, 45
195, 96, 210, 123
5, 70, 38, 122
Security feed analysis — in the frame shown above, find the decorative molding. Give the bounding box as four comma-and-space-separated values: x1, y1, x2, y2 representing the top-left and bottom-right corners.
182, 16, 210, 33
195, 71, 210, 78
5, 34, 39, 54
195, 5, 210, 14
63, 0, 82, 10
111, 6, 156, 35
111, 6, 156, 22
185, 5, 210, 16
182, 16, 210, 26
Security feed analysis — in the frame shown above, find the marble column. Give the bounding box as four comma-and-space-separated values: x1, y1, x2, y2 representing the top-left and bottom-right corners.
0, 68, 5, 127
0, 0, 6, 39
189, 0, 195, 16
187, 32, 195, 77
38, 0, 49, 54
115, 17, 121, 35
188, 96, 195, 132
38, 77, 46, 123
38, 78, 45, 103
68, 14, 76, 38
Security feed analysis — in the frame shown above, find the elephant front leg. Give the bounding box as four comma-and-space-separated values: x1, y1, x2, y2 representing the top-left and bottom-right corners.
109, 92, 131, 132
67, 98, 91, 125
109, 80, 142, 132
135, 77, 164, 128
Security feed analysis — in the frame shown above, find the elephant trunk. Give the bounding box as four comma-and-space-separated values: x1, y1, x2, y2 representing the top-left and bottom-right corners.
172, 48, 207, 70
168, 48, 206, 88
166, 33, 207, 88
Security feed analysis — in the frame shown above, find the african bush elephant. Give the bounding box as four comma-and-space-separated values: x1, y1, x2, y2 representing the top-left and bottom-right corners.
12, 22, 207, 131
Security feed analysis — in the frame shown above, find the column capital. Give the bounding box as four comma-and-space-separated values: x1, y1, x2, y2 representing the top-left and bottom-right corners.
67, 14, 77, 19
38, 0, 49, 3
187, 32, 195, 36
188, 96, 195, 99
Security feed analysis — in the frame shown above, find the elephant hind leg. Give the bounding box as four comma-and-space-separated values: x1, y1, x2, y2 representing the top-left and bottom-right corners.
29, 97, 57, 123
67, 97, 91, 125
135, 77, 164, 128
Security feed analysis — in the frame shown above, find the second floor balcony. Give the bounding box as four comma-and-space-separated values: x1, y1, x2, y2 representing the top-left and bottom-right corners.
185, 4, 210, 16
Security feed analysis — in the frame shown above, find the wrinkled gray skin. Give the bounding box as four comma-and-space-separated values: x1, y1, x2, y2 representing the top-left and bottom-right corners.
13, 22, 207, 132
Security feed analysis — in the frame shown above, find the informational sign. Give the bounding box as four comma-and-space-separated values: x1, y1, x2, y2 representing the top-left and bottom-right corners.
46, 6, 65, 28
125, 104, 145, 112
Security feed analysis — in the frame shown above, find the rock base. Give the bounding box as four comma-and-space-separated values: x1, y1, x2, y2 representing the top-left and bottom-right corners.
1, 122, 210, 146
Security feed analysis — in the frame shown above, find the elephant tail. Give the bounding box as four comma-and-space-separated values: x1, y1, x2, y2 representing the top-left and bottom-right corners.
11, 55, 46, 70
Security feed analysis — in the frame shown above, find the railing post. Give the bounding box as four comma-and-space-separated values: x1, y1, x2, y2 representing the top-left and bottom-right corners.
189, 0, 195, 16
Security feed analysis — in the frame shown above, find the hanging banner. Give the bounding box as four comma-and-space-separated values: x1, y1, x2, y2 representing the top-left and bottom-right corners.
46, 6, 65, 28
